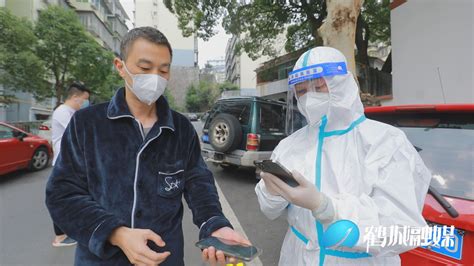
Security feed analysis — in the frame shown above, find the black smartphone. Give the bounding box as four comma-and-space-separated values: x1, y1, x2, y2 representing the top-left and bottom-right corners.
254, 160, 299, 187
195, 236, 261, 262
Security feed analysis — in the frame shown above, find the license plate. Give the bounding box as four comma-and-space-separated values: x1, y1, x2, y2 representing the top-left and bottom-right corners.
214, 153, 224, 161
421, 225, 463, 260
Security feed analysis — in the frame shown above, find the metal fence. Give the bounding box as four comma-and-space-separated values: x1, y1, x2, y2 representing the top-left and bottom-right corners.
358, 65, 393, 97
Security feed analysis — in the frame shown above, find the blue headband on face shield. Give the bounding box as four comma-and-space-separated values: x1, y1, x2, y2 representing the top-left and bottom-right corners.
288, 62, 347, 86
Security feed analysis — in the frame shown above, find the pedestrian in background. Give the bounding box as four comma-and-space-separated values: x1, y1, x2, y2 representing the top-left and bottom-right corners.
50, 82, 90, 247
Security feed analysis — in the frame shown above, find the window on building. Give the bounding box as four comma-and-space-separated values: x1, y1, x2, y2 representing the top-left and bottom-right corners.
91, 0, 100, 8
257, 59, 298, 84
257, 67, 279, 83
278, 60, 297, 80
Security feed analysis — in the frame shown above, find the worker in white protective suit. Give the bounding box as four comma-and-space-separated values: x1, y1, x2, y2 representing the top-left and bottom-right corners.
255, 46, 432, 266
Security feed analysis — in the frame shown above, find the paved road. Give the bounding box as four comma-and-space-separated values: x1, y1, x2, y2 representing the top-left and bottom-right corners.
208, 164, 287, 266
0, 121, 287, 266
193, 121, 287, 265
0, 167, 76, 266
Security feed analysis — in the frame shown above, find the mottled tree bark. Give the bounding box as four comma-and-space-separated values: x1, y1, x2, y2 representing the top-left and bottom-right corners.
318, 0, 364, 76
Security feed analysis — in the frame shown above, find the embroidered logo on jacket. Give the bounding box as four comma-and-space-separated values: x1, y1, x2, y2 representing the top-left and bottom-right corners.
164, 176, 180, 192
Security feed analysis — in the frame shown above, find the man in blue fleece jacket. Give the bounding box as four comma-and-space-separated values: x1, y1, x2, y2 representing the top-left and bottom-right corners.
46, 27, 249, 266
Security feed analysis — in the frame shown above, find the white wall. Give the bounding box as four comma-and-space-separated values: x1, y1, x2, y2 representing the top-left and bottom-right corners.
135, 0, 194, 50
238, 32, 287, 91
134, 0, 195, 67
239, 52, 267, 90
388, 0, 474, 105
156, 1, 194, 51
256, 79, 287, 97
134, 0, 154, 28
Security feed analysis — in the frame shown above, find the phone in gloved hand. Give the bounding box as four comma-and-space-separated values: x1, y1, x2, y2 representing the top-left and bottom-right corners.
195, 236, 261, 262
254, 160, 299, 187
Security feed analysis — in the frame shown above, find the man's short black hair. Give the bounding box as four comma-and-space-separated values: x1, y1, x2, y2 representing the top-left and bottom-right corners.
67, 82, 91, 99
120, 27, 173, 60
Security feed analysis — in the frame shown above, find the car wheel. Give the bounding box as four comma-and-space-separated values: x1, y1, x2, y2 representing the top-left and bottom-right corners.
220, 164, 238, 171
29, 147, 49, 171
209, 114, 242, 153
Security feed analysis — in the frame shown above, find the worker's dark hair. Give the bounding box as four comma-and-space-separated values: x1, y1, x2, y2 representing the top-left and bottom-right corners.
66, 82, 91, 99
120, 26, 173, 60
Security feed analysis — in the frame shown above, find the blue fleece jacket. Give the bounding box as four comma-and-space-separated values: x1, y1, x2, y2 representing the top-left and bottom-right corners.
46, 88, 232, 265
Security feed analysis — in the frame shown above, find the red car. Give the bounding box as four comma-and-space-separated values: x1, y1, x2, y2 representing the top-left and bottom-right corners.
365, 104, 473, 265
0, 122, 53, 175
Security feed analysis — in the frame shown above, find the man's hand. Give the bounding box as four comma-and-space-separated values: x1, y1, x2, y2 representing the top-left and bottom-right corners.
201, 227, 251, 266
262, 170, 321, 211
109, 226, 171, 266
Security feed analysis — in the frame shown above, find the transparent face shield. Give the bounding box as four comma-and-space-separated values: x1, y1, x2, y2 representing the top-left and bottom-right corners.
285, 62, 348, 135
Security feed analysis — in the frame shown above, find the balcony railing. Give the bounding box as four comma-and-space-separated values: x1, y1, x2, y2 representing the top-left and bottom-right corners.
78, 12, 114, 50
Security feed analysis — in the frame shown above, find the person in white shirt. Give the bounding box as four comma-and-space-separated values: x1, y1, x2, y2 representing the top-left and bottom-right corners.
51, 82, 90, 247
52, 83, 90, 165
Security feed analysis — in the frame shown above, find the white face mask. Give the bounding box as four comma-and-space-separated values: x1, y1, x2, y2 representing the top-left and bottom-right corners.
297, 92, 330, 125
122, 61, 168, 105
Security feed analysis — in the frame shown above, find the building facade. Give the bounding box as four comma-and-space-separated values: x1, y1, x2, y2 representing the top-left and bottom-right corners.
225, 31, 288, 98
224, 35, 264, 96
255, 48, 307, 101
68, 0, 129, 55
134, 0, 199, 109
387, 0, 473, 105
201, 58, 226, 84
0, 0, 129, 122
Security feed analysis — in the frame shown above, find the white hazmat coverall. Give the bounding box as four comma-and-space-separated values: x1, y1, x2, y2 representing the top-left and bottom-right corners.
255, 47, 432, 266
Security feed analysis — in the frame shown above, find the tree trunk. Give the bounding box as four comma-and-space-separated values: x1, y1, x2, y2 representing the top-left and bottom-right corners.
355, 15, 369, 68
381, 50, 392, 73
55, 82, 62, 108
355, 15, 370, 92
318, 0, 364, 77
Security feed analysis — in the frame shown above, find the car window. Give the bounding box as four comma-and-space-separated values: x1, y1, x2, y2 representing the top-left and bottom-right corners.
368, 113, 474, 201
0, 125, 14, 139
204, 104, 220, 129
218, 102, 251, 126
259, 103, 285, 133
290, 108, 307, 133
400, 126, 474, 201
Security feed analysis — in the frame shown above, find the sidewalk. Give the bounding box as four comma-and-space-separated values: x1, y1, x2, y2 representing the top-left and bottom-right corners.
183, 181, 263, 266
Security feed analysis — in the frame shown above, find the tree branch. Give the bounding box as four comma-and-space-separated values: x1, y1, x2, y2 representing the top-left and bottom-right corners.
301, 0, 325, 42
300, 0, 318, 28
288, 1, 302, 11
59, 46, 71, 94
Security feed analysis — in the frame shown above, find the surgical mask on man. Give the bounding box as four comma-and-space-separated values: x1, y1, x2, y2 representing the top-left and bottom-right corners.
80, 99, 89, 109
122, 61, 168, 105
297, 92, 329, 125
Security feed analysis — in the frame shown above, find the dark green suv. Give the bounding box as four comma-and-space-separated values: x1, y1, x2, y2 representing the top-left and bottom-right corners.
201, 97, 305, 171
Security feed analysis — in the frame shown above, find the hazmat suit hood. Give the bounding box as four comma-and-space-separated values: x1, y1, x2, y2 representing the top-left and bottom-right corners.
288, 46, 364, 132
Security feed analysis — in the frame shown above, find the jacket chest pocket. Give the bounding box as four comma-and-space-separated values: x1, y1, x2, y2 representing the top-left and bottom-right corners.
157, 162, 185, 198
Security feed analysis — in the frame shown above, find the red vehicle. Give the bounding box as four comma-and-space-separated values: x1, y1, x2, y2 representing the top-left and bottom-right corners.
365, 104, 474, 265
0, 122, 53, 175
